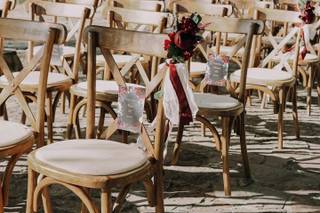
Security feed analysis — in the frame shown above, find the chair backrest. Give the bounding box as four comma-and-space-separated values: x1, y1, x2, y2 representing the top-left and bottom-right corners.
56, 0, 101, 9
28, 0, 93, 81
0, 18, 66, 146
254, 8, 301, 74
105, 6, 170, 33
200, 16, 264, 103
173, 0, 232, 17
109, 0, 165, 12
84, 26, 168, 161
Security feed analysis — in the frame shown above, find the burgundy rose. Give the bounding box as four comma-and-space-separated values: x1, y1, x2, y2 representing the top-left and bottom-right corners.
174, 31, 196, 50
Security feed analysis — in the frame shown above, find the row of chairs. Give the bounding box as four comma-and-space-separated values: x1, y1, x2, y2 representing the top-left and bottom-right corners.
0, 0, 317, 212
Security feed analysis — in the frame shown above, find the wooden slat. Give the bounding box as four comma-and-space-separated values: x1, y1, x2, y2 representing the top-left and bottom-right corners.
84, 27, 168, 58
0, 18, 66, 43
30, 0, 94, 18
202, 16, 264, 35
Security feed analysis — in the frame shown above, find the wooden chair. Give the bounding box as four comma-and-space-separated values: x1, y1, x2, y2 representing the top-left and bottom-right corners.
0, 18, 66, 210
229, 8, 301, 149
66, 7, 169, 139
26, 0, 94, 144
26, 26, 168, 213
171, 16, 264, 196
172, 0, 231, 79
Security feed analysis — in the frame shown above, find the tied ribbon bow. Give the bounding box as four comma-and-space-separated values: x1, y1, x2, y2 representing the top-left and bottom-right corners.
169, 63, 193, 125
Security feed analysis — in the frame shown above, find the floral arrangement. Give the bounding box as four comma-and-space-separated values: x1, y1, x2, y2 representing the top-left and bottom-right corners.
299, 1, 316, 24
164, 13, 204, 63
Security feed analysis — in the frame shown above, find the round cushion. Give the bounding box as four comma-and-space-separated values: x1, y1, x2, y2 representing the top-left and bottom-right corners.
75, 80, 145, 95
0, 121, 33, 147
229, 68, 293, 85
271, 53, 319, 63
0, 71, 71, 88
96, 54, 144, 67
194, 93, 240, 109
211, 46, 244, 56
34, 45, 76, 57
34, 140, 148, 176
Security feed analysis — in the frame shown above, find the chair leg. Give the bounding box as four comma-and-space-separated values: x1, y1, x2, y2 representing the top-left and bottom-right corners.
154, 163, 164, 213
292, 84, 300, 139
317, 67, 320, 107
26, 168, 36, 213
46, 92, 54, 144
239, 112, 251, 179
41, 187, 53, 213
2, 154, 21, 206
171, 122, 185, 165
221, 116, 231, 196
97, 107, 106, 138
277, 88, 286, 149
113, 184, 132, 213
66, 95, 77, 139
306, 67, 314, 116
143, 178, 155, 207
101, 188, 112, 213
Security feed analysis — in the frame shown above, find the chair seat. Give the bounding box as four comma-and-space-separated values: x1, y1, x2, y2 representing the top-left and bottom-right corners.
190, 62, 208, 76
0, 71, 72, 90
34, 45, 77, 58
96, 54, 145, 67
70, 80, 145, 101
194, 93, 241, 110
211, 46, 244, 56
33, 140, 148, 176
229, 68, 293, 86
0, 121, 33, 147
271, 53, 319, 64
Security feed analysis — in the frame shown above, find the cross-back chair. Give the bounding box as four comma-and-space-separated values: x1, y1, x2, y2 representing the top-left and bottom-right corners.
170, 16, 264, 196
0, 0, 17, 119
26, 26, 168, 213
172, 0, 231, 79
67, 7, 170, 139
26, 0, 94, 144
0, 18, 66, 210
258, 7, 320, 115
229, 8, 301, 149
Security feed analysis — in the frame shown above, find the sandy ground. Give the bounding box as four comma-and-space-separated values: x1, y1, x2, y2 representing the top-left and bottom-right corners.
2, 3, 320, 213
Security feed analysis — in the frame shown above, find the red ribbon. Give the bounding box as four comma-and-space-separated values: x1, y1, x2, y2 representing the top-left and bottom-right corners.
169, 63, 193, 125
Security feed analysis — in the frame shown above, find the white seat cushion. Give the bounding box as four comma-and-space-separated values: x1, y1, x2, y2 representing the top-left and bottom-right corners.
96, 54, 144, 67
229, 68, 293, 85
0, 71, 71, 88
34, 140, 148, 176
190, 62, 208, 75
75, 80, 144, 95
0, 121, 33, 147
34, 45, 76, 57
271, 53, 319, 63
194, 93, 240, 109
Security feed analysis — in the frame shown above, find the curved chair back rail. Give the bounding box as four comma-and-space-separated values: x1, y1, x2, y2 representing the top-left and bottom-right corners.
0, 18, 66, 44
105, 6, 170, 32
84, 26, 167, 58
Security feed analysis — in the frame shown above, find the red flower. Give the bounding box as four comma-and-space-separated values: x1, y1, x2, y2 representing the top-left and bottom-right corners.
168, 32, 176, 41
174, 30, 196, 50
164, 39, 172, 50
